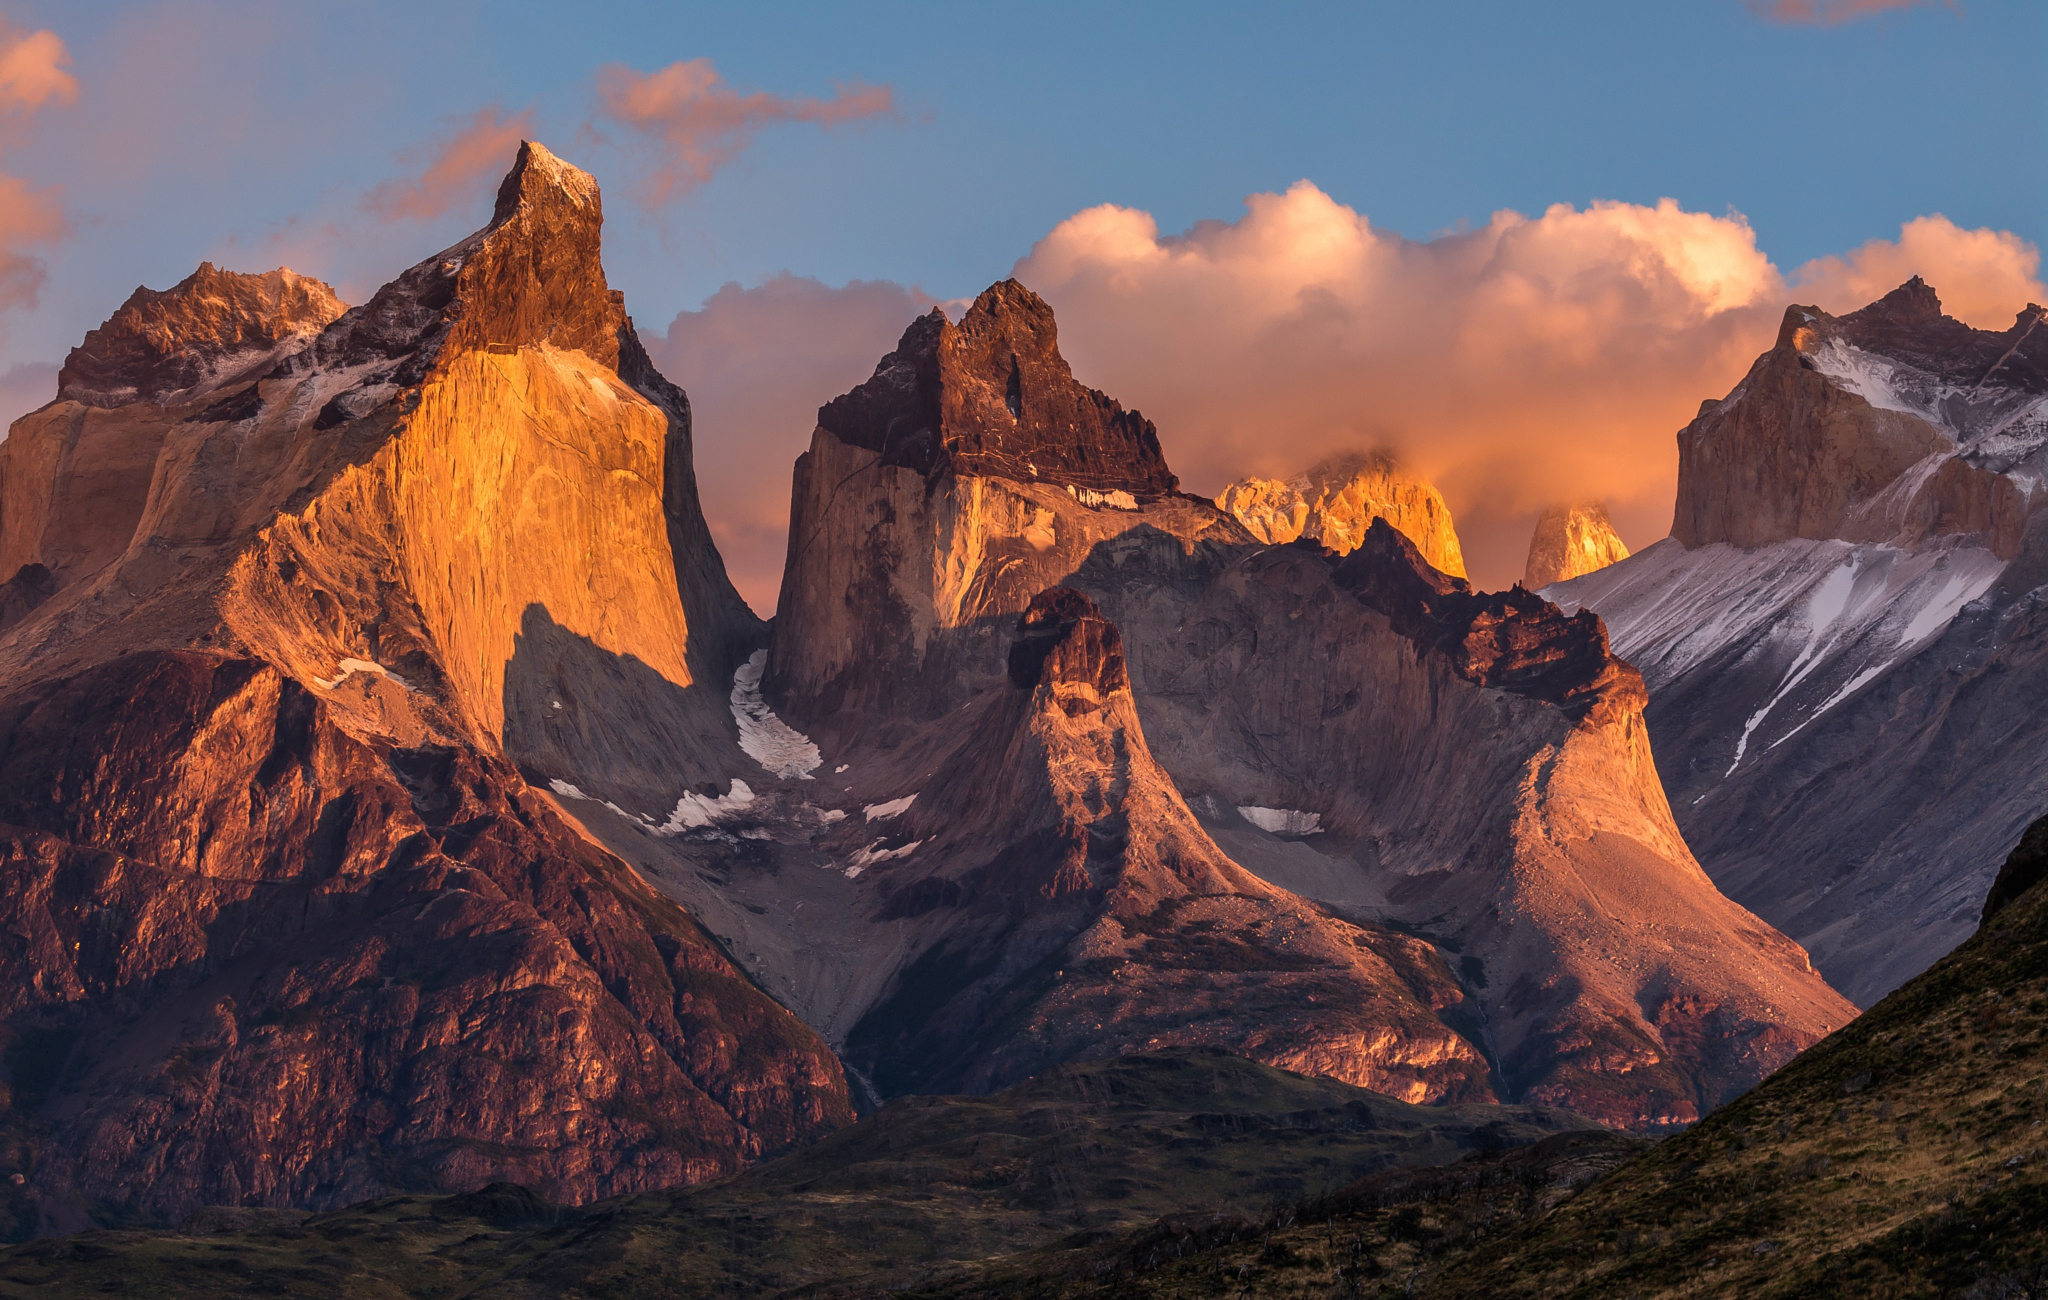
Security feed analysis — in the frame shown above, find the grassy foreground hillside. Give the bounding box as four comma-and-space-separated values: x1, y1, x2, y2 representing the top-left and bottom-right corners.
0, 1049, 1588, 1298
917, 820, 2048, 1298
8, 822, 2048, 1297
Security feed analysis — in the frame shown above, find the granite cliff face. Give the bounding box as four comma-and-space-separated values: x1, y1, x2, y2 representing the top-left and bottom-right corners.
1673, 277, 2043, 555
566, 280, 1852, 1132
1551, 277, 2048, 1005
1523, 501, 1630, 589
0, 143, 851, 1229
0, 266, 345, 613
1217, 451, 1468, 577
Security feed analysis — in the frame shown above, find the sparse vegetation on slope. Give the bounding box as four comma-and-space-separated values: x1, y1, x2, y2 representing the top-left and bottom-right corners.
0, 1049, 1593, 1298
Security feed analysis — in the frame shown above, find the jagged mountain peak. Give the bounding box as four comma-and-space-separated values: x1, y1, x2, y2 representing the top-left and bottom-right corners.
489, 139, 600, 225
1861, 272, 1943, 321
1215, 449, 1467, 576
304, 138, 628, 387
1524, 501, 1630, 590
815, 277, 1177, 495
1335, 517, 1643, 723
57, 261, 345, 408
1675, 274, 2048, 555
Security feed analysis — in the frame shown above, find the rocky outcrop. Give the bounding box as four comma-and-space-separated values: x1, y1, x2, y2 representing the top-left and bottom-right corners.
1217, 451, 1467, 577
0, 652, 846, 1229
0, 142, 850, 1228
1673, 277, 2046, 556
1552, 278, 2048, 1006
56, 263, 344, 409
593, 280, 1855, 1132
813, 279, 1175, 495
0, 266, 344, 599
840, 588, 1495, 1102
1524, 502, 1630, 589
1336, 519, 1642, 723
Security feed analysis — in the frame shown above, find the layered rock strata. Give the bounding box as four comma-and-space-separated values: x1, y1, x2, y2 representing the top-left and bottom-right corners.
0, 143, 851, 1228
1216, 450, 1467, 576
1552, 278, 2048, 1004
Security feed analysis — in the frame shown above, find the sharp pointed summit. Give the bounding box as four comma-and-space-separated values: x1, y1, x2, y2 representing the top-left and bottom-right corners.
0, 144, 850, 1226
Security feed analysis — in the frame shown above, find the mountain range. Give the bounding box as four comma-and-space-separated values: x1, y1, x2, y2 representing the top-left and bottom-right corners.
0, 142, 2038, 1295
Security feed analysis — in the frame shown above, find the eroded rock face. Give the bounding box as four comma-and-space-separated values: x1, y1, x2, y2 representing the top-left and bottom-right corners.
841, 587, 1495, 1102
1673, 277, 2046, 556
1524, 502, 1631, 590
0, 142, 849, 1228
1553, 278, 2048, 1006
706, 280, 1853, 1131
816, 279, 1175, 495
0, 653, 846, 1229
0, 266, 345, 602
56, 263, 344, 409
1217, 451, 1467, 577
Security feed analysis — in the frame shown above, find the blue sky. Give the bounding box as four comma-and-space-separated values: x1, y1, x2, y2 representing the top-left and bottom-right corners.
1, 0, 2037, 364
0, 0, 2039, 599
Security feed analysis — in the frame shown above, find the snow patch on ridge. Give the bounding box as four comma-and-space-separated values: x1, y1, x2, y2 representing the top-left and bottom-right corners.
864, 794, 917, 822
731, 650, 821, 779
657, 780, 758, 833
1809, 340, 1927, 421
1551, 537, 2007, 776
314, 658, 412, 692
845, 839, 921, 878
1068, 485, 1138, 510
1238, 806, 1324, 836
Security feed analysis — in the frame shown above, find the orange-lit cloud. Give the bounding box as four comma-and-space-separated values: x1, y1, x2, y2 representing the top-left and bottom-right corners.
639, 274, 938, 613
365, 106, 536, 221
0, 23, 76, 114
1793, 215, 2044, 327
0, 23, 74, 317
656, 191, 2042, 600
1011, 189, 2045, 585
1754, 0, 1942, 23
1012, 185, 1787, 584
0, 172, 68, 309
594, 58, 894, 207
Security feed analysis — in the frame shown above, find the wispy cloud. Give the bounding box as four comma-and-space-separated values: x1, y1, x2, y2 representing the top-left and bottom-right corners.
0, 23, 74, 314
0, 22, 76, 114
1754, 0, 1945, 25
364, 105, 535, 221
593, 58, 894, 207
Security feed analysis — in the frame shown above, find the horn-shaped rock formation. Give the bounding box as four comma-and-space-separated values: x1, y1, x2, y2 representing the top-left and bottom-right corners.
1216, 450, 1468, 577
0, 143, 851, 1231
1524, 501, 1630, 590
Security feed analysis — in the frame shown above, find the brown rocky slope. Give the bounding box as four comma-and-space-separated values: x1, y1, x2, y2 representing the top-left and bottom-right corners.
0, 142, 852, 1230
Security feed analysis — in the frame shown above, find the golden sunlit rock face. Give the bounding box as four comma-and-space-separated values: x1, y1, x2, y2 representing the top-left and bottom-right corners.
1524, 501, 1632, 589
1215, 451, 1467, 577
0, 142, 850, 1226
